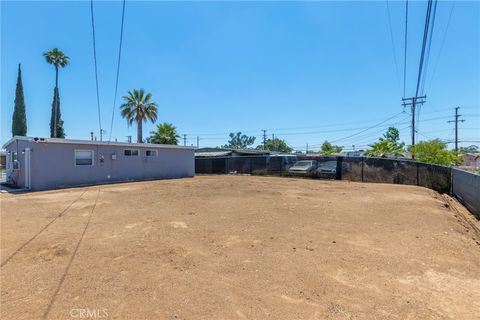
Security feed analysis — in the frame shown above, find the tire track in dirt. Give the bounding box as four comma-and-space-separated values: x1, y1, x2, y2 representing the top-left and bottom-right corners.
0, 188, 90, 268
42, 187, 101, 320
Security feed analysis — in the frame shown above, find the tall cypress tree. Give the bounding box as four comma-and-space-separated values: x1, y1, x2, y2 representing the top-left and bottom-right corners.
12, 64, 27, 136
49, 87, 65, 138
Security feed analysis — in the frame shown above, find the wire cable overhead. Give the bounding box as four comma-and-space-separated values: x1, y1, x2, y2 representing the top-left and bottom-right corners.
90, 0, 103, 140
108, 0, 127, 142
403, 0, 409, 97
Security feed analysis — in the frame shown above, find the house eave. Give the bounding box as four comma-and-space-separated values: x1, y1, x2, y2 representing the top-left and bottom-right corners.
2, 136, 195, 150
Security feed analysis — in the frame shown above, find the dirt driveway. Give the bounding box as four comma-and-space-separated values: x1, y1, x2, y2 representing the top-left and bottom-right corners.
1, 176, 479, 319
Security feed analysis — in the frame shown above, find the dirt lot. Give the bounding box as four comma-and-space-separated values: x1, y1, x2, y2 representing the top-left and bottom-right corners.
1, 176, 479, 319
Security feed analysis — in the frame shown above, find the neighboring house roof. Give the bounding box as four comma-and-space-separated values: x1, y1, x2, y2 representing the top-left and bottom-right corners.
195, 151, 232, 157
233, 149, 270, 155
195, 147, 270, 158
2, 136, 194, 150
195, 147, 231, 153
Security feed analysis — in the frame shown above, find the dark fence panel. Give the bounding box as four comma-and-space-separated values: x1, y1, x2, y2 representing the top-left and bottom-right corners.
227, 157, 252, 174
452, 169, 480, 218
195, 155, 478, 218
363, 158, 417, 185
195, 158, 212, 174
417, 163, 451, 194
340, 157, 363, 182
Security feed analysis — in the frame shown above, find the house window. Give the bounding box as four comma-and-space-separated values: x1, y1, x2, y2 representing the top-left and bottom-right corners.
124, 149, 139, 156
75, 150, 94, 166
146, 150, 157, 157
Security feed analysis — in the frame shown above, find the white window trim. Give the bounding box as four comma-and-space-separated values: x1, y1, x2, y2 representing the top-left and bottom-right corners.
74, 149, 95, 166
146, 149, 158, 157
124, 149, 140, 157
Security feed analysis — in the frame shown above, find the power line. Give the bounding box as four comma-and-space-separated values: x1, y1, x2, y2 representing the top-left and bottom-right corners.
195, 114, 477, 146
415, 0, 433, 98
185, 110, 422, 137
386, 0, 402, 94
90, 0, 103, 141
403, 0, 434, 147
419, 0, 438, 95
330, 111, 406, 143
417, 0, 438, 128
403, 0, 409, 97
426, 0, 456, 92
108, 0, 126, 142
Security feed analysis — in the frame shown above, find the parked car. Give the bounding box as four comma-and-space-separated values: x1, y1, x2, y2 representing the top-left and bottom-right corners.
267, 155, 298, 172
288, 160, 318, 175
317, 160, 337, 173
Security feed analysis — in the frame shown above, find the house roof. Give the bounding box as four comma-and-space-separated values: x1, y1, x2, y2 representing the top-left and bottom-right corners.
2, 136, 195, 150
195, 151, 233, 157
194, 147, 271, 158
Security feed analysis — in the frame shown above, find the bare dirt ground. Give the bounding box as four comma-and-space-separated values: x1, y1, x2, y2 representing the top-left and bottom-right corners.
1, 175, 479, 320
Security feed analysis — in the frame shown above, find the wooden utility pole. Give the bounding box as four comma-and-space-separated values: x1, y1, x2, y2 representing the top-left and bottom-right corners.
262, 129, 267, 149
183, 134, 187, 146
447, 106, 465, 151
402, 95, 426, 146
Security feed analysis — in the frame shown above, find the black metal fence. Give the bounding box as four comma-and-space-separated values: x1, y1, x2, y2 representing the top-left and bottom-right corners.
195, 155, 478, 218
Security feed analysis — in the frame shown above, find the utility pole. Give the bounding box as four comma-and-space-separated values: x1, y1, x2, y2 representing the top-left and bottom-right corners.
402, 95, 426, 146
447, 106, 465, 151
262, 129, 267, 149
196, 136, 199, 149
306, 143, 309, 154
183, 134, 187, 146
100, 129, 106, 142
126, 135, 132, 143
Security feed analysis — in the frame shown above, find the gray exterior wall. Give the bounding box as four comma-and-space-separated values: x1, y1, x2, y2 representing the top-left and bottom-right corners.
4, 138, 194, 191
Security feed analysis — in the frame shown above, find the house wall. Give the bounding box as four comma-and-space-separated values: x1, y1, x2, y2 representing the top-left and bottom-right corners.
5, 140, 194, 190
5, 139, 29, 187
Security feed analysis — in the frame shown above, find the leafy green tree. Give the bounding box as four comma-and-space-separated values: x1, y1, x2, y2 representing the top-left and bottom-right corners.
149, 122, 179, 145
12, 64, 27, 136
256, 138, 292, 153
383, 126, 400, 142
409, 139, 462, 166
44, 48, 69, 138
459, 145, 479, 154
320, 141, 343, 155
120, 89, 158, 143
222, 132, 256, 149
364, 127, 405, 158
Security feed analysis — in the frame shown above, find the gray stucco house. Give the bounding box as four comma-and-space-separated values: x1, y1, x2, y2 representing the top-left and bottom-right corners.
3, 136, 195, 191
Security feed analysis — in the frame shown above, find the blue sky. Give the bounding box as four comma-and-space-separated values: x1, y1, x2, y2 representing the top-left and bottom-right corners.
1, 0, 479, 151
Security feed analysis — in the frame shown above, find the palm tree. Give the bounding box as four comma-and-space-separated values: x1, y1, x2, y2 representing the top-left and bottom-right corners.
364, 140, 405, 158
149, 123, 180, 145
43, 48, 70, 138
120, 89, 158, 143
